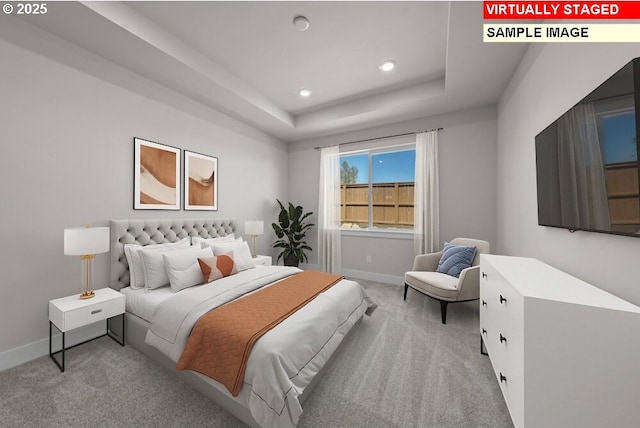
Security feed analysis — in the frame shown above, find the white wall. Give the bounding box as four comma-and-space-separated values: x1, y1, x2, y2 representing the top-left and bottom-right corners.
497, 43, 640, 305
0, 21, 288, 363
289, 106, 498, 283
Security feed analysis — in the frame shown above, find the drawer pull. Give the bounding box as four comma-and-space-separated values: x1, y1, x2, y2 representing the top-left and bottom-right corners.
500, 333, 507, 343
500, 294, 507, 304
91, 309, 103, 315
482, 328, 487, 335
500, 372, 507, 383
482, 272, 487, 278
482, 300, 487, 307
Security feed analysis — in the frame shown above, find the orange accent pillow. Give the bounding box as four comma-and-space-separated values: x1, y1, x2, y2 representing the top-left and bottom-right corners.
198, 252, 238, 283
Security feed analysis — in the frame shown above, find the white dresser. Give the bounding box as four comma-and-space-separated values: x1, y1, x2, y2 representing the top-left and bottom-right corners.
480, 255, 640, 428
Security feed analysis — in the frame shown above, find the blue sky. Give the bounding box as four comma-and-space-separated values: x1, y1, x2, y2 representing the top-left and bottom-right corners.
341, 149, 416, 184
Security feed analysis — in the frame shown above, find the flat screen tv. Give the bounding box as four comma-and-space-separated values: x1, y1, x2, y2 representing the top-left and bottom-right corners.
536, 57, 640, 237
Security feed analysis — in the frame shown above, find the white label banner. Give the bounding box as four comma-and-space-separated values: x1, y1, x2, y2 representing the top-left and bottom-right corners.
484, 23, 640, 42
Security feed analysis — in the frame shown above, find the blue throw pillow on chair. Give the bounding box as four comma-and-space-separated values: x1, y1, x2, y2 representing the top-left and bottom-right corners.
436, 242, 477, 278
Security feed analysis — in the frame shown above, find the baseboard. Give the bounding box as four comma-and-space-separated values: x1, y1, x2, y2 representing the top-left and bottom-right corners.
0, 322, 107, 371
299, 262, 319, 271
0, 337, 49, 371
299, 263, 404, 285
340, 268, 404, 285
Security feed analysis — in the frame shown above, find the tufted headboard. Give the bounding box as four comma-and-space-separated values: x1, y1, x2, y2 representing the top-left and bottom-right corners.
110, 218, 236, 290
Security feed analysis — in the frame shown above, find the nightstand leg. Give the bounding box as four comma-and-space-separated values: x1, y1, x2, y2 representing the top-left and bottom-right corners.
62, 332, 65, 370
107, 313, 125, 346
49, 321, 65, 372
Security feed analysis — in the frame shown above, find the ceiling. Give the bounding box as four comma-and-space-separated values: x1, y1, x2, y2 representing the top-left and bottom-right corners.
18, 1, 528, 143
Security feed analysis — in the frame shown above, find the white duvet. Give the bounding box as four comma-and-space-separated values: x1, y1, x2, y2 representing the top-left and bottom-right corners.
144, 266, 376, 428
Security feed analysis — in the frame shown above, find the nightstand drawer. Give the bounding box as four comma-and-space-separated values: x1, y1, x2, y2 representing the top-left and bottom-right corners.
252, 255, 272, 266
62, 298, 124, 331
49, 288, 125, 332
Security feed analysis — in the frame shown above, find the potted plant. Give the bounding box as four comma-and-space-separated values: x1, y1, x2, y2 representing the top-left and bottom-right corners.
272, 199, 314, 266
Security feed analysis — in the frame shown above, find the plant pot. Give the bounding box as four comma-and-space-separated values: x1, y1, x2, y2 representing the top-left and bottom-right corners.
284, 254, 299, 267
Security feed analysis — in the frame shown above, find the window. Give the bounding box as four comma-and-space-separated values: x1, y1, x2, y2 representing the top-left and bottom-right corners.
339, 146, 416, 230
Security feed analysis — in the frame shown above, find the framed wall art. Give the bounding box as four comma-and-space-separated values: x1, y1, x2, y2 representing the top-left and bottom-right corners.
184, 150, 218, 211
133, 137, 181, 210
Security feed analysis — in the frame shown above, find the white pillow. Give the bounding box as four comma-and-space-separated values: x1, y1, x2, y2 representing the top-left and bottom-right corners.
124, 238, 190, 289
191, 234, 235, 247
141, 244, 197, 290
163, 246, 213, 292
211, 240, 255, 272
200, 236, 244, 251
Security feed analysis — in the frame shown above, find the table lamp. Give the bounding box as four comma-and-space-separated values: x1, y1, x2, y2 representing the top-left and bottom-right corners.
244, 220, 264, 258
64, 226, 110, 299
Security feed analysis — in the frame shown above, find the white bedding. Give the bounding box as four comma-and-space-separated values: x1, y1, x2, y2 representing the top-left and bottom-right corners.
120, 286, 175, 322
120, 265, 278, 322
144, 266, 376, 428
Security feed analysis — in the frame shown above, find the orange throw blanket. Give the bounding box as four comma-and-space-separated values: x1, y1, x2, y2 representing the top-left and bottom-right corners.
176, 270, 344, 396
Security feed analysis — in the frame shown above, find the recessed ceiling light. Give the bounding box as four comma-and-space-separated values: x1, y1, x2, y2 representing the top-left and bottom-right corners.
299, 88, 312, 97
293, 15, 310, 31
379, 60, 396, 72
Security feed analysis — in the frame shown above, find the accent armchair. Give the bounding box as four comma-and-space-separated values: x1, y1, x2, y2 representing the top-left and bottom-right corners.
404, 238, 490, 324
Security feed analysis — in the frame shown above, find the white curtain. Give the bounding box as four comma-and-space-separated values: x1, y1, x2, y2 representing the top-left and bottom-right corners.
557, 103, 610, 230
318, 145, 342, 273
414, 131, 440, 256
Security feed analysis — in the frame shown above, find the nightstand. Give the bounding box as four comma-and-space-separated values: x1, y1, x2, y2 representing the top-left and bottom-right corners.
49, 287, 125, 372
252, 254, 272, 266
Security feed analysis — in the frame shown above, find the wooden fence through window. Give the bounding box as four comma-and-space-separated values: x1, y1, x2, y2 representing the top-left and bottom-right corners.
341, 182, 414, 228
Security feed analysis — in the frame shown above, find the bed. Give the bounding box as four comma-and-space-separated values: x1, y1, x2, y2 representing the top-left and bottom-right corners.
109, 218, 375, 428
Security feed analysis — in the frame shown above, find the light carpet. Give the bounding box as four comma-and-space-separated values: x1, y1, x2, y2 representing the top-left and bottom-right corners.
0, 280, 513, 428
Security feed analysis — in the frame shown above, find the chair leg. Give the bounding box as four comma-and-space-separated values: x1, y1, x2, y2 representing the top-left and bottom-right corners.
403, 283, 408, 300
440, 300, 448, 324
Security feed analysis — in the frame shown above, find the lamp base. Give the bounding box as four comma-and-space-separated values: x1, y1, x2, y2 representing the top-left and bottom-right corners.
250, 235, 257, 258
79, 290, 95, 300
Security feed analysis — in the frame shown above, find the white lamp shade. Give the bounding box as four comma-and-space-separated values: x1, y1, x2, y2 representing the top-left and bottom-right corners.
64, 227, 110, 255
245, 220, 264, 236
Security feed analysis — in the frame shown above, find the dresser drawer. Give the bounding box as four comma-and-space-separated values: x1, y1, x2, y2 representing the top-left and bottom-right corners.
480, 262, 508, 355
480, 257, 525, 427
